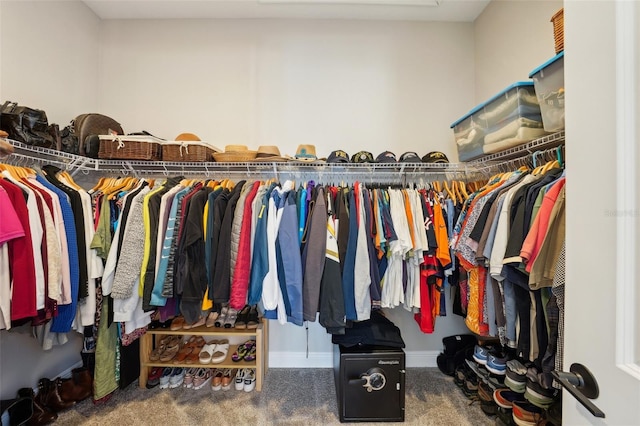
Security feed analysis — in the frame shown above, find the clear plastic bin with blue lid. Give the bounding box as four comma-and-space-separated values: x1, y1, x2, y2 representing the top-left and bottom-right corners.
451, 81, 548, 162
529, 51, 565, 132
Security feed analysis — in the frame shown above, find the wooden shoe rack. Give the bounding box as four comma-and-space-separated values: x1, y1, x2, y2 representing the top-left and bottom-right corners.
138, 318, 268, 391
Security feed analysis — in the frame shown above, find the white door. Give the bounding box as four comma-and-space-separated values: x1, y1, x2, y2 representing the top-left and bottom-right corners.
564, 1, 640, 424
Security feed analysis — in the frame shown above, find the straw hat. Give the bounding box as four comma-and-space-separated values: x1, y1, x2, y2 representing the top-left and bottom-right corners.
212, 144, 258, 162
292, 144, 324, 163
175, 132, 201, 141
250, 145, 291, 162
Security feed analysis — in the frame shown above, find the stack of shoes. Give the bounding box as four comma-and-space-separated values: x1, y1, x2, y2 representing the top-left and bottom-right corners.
505, 360, 528, 394
524, 367, 559, 410
512, 400, 545, 426
477, 381, 498, 417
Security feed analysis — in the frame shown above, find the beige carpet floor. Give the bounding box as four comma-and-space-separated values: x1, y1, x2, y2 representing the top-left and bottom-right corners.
55, 368, 493, 426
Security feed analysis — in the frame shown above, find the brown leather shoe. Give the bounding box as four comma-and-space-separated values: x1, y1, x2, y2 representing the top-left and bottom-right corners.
17, 387, 57, 426
71, 367, 93, 401
57, 377, 89, 404
36, 378, 74, 413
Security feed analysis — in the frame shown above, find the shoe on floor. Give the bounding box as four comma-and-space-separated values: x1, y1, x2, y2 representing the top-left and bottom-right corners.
512, 400, 544, 426
169, 368, 185, 388
243, 369, 256, 392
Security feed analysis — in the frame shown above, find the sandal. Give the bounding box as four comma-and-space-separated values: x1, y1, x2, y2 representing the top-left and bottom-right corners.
173, 336, 197, 363
247, 305, 260, 329
223, 308, 238, 328
198, 339, 219, 364
243, 345, 257, 362
170, 315, 185, 331
149, 344, 167, 362
159, 337, 181, 362
215, 306, 229, 328
185, 336, 206, 363
234, 305, 251, 329
211, 339, 230, 364
205, 311, 218, 328
231, 340, 255, 362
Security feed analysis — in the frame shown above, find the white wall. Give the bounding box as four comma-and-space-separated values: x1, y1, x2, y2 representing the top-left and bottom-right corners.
98, 19, 474, 161
473, 0, 562, 105
0, 1, 101, 124
0, 0, 98, 400
98, 18, 477, 367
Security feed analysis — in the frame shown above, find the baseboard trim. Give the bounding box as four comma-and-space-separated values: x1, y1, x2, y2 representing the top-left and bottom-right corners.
268, 350, 439, 368
57, 360, 84, 379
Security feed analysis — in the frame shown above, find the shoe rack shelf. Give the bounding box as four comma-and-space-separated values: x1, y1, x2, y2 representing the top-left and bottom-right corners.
139, 319, 269, 391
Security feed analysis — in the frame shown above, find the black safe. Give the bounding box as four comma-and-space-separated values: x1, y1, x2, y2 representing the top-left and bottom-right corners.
333, 344, 406, 422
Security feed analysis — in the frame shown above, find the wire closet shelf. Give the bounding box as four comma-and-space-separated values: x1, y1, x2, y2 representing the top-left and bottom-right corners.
3, 131, 564, 183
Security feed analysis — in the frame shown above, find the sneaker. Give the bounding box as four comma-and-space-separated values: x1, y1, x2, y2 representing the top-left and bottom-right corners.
235, 369, 247, 391
146, 367, 164, 389
221, 369, 236, 391
524, 379, 558, 409
486, 352, 508, 376
512, 400, 544, 426
243, 369, 256, 392
473, 345, 489, 365
159, 367, 174, 389
477, 381, 497, 416
192, 368, 213, 390
493, 388, 527, 409
169, 368, 185, 388
183, 367, 199, 389
505, 360, 527, 393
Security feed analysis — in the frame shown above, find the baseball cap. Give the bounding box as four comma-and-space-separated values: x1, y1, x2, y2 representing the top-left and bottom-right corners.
351, 151, 375, 163
398, 151, 422, 163
327, 150, 350, 163
375, 151, 397, 163
422, 151, 449, 164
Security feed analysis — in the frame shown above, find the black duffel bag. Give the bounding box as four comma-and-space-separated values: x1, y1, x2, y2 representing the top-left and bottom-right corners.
0, 101, 57, 149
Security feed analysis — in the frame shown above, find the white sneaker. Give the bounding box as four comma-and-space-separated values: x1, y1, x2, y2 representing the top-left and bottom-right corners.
169, 368, 185, 388
235, 369, 246, 391
243, 369, 256, 392
159, 367, 174, 389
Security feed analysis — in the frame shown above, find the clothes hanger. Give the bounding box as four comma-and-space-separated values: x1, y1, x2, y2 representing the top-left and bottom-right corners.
443, 181, 455, 200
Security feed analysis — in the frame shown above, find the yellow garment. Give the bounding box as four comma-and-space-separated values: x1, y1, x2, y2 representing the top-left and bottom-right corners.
463, 264, 481, 334
138, 185, 165, 296
201, 199, 213, 311
432, 198, 451, 268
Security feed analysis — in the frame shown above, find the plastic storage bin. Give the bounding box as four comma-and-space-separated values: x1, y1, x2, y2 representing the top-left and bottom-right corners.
529, 51, 565, 132
451, 81, 548, 162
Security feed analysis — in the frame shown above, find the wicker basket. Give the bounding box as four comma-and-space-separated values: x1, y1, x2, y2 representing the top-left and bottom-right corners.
551, 8, 564, 54
98, 135, 163, 161
162, 142, 220, 162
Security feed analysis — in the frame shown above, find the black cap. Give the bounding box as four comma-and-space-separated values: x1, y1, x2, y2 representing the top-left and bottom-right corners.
375, 151, 397, 163
327, 150, 350, 163
351, 151, 375, 163
422, 151, 449, 164
398, 152, 422, 163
